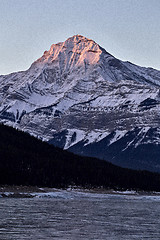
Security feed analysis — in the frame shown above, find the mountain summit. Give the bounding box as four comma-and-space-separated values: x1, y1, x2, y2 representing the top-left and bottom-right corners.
0, 35, 160, 172
34, 35, 104, 68
31, 34, 113, 83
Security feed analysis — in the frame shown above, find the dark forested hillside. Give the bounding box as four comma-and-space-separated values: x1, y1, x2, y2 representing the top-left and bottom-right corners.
0, 124, 160, 191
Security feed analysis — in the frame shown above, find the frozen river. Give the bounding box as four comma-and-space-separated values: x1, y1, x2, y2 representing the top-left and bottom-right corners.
0, 190, 160, 239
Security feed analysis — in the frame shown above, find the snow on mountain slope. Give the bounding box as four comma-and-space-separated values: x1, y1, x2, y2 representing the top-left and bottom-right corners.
0, 35, 160, 172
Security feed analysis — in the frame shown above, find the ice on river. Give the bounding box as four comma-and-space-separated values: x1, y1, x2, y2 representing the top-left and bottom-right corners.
0, 189, 160, 239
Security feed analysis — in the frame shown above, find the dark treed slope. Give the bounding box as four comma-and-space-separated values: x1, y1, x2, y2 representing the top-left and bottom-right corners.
0, 124, 160, 191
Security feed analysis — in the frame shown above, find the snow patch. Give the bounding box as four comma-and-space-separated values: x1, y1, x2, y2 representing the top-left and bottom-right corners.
64, 129, 86, 149
84, 130, 110, 146
109, 130, 127, 145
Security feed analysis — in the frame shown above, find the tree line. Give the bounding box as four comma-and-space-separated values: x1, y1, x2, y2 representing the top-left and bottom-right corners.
0, 124, 160, 191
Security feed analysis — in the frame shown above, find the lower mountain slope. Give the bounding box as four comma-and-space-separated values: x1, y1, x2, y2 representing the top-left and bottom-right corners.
0, 124, 160, 191
49, 127, 160, 173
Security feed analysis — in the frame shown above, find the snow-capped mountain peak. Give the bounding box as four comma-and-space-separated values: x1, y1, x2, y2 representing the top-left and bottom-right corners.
1, 35, 160, 172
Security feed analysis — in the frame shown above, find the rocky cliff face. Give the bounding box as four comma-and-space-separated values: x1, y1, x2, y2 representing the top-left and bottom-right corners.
1, 35, 160, 172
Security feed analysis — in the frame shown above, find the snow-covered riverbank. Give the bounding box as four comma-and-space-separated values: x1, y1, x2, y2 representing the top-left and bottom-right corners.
1, 185, 160, 199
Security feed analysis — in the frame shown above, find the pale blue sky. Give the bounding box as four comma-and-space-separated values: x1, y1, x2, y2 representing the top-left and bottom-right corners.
0, 0, 160, 75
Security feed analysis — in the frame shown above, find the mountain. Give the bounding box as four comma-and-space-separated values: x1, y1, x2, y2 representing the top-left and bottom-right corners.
1, 124, 160, 191
0, 35, 160, 172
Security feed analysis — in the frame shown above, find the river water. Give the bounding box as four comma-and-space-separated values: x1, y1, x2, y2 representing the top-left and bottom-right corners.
0, 190, 160, 239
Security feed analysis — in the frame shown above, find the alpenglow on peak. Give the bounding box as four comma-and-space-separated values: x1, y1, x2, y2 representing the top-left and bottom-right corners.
33, 34, 111, 69
50, 34, 98, 49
